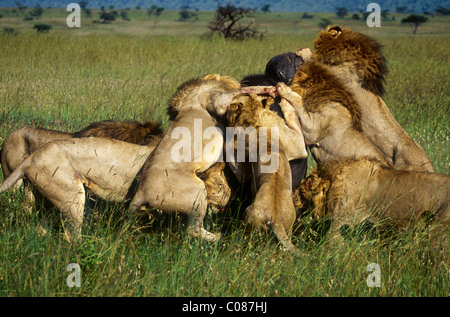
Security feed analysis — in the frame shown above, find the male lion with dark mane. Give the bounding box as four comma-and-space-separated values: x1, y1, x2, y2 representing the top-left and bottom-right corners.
276, 60, 390, 166
296, 25, 434, 172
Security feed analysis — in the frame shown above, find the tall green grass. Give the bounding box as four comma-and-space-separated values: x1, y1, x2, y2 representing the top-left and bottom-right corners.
0, 14, 449, 297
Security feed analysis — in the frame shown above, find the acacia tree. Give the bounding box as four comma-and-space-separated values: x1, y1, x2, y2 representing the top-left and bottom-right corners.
178, 9, 198, 22
33, 23, 51, 33
30, 4, 44, 17
148, 5, 164, 17
99, 11, 116, 23
402, 14, 428, 34
15, 1, 27, 11
208, 3, 264, 40
336, 7, 348, 18
318, 18, 332, 29
261, 4, 271, 12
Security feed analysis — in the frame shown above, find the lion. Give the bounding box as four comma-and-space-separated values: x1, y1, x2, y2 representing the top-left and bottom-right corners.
296, 25, 434, 172
0, 120, 162, 210
300, 157, 449, 246
0, 116, 233, 242
0, 137, 232, 243
1, 120, 162, 179
275, 60, 391, 166
226, 93, 308, 251
196, 162, 230, 214
0, 137, 157, 242
299, 169, 330, 221
241, 51, 308, 191
128, 74, 242, 242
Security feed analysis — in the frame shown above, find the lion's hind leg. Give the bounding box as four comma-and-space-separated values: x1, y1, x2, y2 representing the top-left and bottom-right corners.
20, 143, 86, 243
50, 185, 86, 243
244, 189, 296, 252
33, 170, 86, 243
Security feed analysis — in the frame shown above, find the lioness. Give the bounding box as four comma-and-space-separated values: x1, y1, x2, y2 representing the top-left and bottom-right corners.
0, 136, 231, 243
0, 138, 156, 242
129, 74, 242, 242
276, 61, 391, 165
226, 93, 307, 251
0, 120, 162, 210
1, 120, 161, 180
297, 25, 434, 172
301, 158, 449, 246
241, 51, 308, 191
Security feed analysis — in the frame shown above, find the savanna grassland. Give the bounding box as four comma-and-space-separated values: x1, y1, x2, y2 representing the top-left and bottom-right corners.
0, 8, 449, 297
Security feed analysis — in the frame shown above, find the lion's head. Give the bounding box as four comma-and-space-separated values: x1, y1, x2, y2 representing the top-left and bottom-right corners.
197, 162, 231, 213
300, 169, 331, 220
302, 25, 388, 96
227, 93, 280, 128
167, 74, 240, 120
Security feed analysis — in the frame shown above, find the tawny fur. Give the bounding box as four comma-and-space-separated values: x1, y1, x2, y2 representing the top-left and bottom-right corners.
299, 169, 330, 220
1, 120, 163, 180
226, 93, 308, 251
0, 118, 229, 241
167, 74, 241, 120
197, 162, 230, 211
277, 61, 390, 165
312, 25, 387, 96
297, 25, 434, 172
0, 120, 163, 211
129, 74, 239, 242
290, 61, 362, 131
0, 138, 157, 242
227, 93, 307, 175
301, 157, 449, 246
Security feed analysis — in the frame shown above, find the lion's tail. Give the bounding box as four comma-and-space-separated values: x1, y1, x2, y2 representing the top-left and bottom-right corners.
0, 164, 24, 195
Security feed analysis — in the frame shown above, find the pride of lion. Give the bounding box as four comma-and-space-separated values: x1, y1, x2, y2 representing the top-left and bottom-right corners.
0, 26, 448, 253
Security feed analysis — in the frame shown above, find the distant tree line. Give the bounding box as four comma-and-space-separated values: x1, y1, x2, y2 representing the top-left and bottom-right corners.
178, 7, 198, 22
3, 1, 449, 37
329, 5, 444, 34
148, 5, 165, 17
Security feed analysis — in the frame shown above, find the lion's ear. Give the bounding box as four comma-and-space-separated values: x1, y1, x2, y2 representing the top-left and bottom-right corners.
229, 102, 241, 112
321, 180, 331, 194
226, 102, 241, 126
327, 25, 342, 38
204, 74, 221, 81
301, 176, 313, 192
